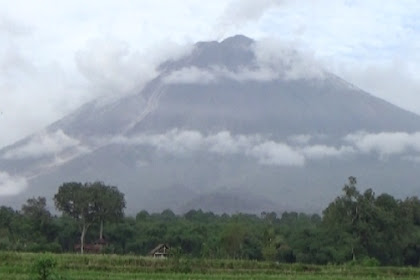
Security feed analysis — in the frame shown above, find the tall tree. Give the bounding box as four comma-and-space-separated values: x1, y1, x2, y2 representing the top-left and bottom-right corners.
89, 181, 125, 240
0, 206, 20, 245
21, 197, 56, 242
323, 176, 362, 261
54, 182, 95, 254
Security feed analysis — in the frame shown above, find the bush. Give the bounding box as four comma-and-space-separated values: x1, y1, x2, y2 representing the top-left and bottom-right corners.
33, 254, 57, 280
360, 257, 380, 267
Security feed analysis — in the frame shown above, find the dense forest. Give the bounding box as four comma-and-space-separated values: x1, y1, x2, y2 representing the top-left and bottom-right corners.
1, 177, 420, 266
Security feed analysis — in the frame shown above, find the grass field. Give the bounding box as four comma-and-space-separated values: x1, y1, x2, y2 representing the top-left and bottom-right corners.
1, 252, 419, 280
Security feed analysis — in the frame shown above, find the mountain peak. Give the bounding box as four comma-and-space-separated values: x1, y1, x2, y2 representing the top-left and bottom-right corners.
161, 35, 256, 72
220, 34, 254, 47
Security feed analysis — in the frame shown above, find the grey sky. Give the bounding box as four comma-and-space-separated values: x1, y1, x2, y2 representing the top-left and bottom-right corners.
1, 0, 420, 148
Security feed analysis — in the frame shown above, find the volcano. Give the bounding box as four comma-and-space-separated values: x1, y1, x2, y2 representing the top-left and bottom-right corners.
1, 35, 420, 214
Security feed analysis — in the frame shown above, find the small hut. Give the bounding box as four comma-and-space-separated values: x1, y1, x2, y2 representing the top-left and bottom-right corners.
74, 238, 108, 254
149, 243, 170, 258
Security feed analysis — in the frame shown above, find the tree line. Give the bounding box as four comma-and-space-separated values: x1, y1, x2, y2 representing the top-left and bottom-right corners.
0, 177, 420, 266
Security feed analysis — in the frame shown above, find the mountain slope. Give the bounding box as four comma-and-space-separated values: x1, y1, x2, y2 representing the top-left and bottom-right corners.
1, 35, 420, 214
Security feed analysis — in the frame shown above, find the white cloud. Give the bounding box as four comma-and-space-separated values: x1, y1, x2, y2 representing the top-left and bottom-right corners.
206, 131, 260, 155
207, 131, 304, 166
217, 0, 283, 37
163, 67, 217, 84
2, 130, 87, 159
142, 130, 204, 155
0, 15, 85, 148
253, 39, 325, 80
163, 60, 317, 85
111, 129, 358, 167
163, 65, 280, 84
0, 171, 28, 196
344, 131, 420, 157
0, 4, 201, 149
76, 38, 193, 100
250, 141, 304, 166
301, 145, 354, 160
0, 16, 32, 36
111, 129, 420, 165
222, 66, 279, 82
113, 129, 204, 155
75, 39, 154, 97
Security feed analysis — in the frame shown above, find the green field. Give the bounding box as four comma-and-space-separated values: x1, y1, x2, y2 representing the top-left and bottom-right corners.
1, 252, 420, 280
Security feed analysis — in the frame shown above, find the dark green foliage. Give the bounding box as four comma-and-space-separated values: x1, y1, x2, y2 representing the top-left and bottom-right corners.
1, 177, 420, 267
54, 181, 126, 254
88, 181, 126, 240
321, 177, 420, 266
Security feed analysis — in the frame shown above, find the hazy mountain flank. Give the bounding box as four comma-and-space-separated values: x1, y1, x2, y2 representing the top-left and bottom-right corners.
1, 35, 420, 214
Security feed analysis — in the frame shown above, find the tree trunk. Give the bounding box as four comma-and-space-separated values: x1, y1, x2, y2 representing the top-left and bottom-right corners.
99, 220, 104, 240
81, 225, 86, 254
80, 223, 92, 254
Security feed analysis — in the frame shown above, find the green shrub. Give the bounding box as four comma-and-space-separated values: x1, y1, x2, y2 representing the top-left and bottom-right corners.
360, 257, 380, 267
33, 254, 57, 280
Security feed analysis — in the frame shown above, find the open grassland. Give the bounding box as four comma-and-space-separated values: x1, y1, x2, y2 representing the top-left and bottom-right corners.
1, 252, 420, 280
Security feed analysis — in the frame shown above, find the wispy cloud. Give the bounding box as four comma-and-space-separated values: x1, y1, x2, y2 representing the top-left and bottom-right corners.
0, 171, 28, 196
249, 141, 304, 166
111, 129, 420, 165
75, 38, 193, 101
2, 130, 89, 160
253, 38, 325, 80
301, 145, 354, 160
344, 131, 420, 158
216, 0, 284, 36
111, 129, 354, 167
163, 65, 280, 84
163, 66, 217, 84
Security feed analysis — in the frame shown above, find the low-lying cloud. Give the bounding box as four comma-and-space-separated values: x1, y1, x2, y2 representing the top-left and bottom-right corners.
2, 130, 89, 160
0, 171, 28, 196
249, 141, 304, 166
301, 145, 354, 160
163, 67, 218, 84
2, 129, 420, 198
111, 129, 420, 165
345, 131, 420, 158
163, 65, 279, 84
6, 129, 419, 168
112, 129, 353, 167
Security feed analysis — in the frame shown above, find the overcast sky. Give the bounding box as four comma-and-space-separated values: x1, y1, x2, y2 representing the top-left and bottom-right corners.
1, 0, 420, 149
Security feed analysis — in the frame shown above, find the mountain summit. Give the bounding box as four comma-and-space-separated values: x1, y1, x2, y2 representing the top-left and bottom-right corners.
1, 35, 420, 214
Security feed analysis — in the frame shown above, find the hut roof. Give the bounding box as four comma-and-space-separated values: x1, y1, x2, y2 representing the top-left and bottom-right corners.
149, 243, 169, 255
